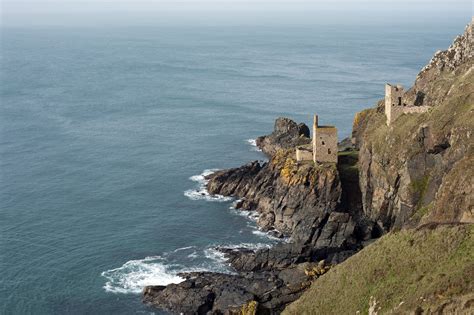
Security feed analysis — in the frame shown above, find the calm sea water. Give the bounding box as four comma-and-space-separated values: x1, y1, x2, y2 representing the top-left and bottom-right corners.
0, 23, 463, 314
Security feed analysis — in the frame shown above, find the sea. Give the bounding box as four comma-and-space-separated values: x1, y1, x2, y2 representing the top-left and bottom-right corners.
0, 22, 465, 314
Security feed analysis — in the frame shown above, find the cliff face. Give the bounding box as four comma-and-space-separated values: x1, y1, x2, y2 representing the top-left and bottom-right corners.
353, 21, 474, 231
208, 150, 346, 244
206, 140, 366, 273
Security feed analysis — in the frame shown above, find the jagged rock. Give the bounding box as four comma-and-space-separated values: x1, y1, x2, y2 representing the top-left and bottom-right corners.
404, 20, 473, 107
207, 149, 351, 243
419, 20, 473, 76
255, 117, 311, 156
143, 266, 313, 315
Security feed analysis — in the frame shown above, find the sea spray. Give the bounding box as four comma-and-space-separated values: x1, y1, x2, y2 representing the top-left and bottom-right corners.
184, 169, 234, 202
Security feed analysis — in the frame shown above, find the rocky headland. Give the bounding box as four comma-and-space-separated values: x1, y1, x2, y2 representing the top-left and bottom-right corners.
143, 20, 473, 314
143, 116, 372, 314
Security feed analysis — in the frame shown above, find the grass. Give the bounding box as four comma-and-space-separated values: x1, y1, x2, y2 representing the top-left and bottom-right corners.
337, 150, 359, 180
284, 224, 474, 314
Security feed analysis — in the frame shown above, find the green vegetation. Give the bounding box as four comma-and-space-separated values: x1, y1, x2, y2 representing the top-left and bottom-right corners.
284, 225, 474, 315
410, 175, 429, 196
410, 174, 430, 211
412, 204, 432, 221
337, 150, 359, 179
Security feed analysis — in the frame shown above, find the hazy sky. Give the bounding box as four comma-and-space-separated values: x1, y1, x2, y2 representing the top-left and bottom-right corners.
1, 0, 472, 26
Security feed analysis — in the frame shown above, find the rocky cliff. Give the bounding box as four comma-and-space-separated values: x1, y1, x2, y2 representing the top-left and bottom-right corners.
206, 137, 369, 272
286, 19, 474, 315
353, 21, 473, 232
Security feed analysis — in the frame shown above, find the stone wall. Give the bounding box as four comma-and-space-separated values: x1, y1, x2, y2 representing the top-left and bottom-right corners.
385, 83, 430, 125
403, 106, 430, 114
313, 127, 338, 163
385, 83, 405, 125
296, 144, 313, 162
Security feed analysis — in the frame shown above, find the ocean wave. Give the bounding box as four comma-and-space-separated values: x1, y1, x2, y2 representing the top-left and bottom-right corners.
101, 256, 185, 294
102, 245, 235, 294
184, 169, 233, 202
246, 139, 262, 152
203, 247, 228, 263
172, 245, 196, 253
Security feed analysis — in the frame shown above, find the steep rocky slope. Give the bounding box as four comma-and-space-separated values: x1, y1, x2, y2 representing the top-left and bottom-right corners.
353, 21, 473, 232
286, 20, 473, 315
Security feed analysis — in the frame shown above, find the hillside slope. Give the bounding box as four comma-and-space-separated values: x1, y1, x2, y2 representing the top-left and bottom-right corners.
284, 224, 474, 314
285, 20, 473, 315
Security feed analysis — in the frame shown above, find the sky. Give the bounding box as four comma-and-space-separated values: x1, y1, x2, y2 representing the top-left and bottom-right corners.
1, 0, 473, 27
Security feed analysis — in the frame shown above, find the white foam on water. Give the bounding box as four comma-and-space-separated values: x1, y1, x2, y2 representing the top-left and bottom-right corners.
229, 208, 259, 222
102, 245, 238, 294
172, 245, 196, 253
187, 251, 198, 259
101, 256, 185, 294
203, 247, 228, 263
229, 200, 260, 221
251, 229, 287, 242
184, 169, 234, 202
217, 242, 273, 251
246, 139, 262, 152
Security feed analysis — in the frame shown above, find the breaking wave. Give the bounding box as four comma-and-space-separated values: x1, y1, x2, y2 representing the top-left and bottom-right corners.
184, 169, 234, 202
101, 256, 185, 294
246, 139, 262, 151
102, 246, 233, 294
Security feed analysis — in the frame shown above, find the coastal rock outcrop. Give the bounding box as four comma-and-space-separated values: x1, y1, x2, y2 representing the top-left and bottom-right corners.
143, 263, 317, 315
255, 117, 311, 156
144, 117, 368, 314
207, 150, 344, 243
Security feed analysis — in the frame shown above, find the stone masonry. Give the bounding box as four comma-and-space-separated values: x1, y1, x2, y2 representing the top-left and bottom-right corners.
296, 115, 338, 163
385, 83, 430, 125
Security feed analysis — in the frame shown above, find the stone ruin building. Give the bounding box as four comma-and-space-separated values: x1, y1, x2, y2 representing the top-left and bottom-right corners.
296, 114, 338, 164
385, 83, 430, 126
